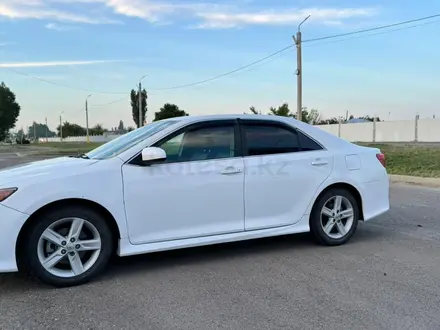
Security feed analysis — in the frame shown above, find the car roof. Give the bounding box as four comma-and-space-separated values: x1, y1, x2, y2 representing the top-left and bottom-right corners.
165, 114, 287, 123
161, 114, 354, 151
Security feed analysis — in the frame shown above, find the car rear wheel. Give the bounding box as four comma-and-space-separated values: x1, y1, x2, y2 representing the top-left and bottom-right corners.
23, 206, 114, 287
310, 188, 360, 246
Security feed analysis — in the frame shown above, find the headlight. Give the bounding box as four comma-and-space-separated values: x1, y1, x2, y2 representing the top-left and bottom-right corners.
0, 188, 18, 202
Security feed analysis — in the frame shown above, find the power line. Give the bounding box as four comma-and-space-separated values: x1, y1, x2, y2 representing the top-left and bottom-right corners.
214, 47, 294, 77
148, 13, 440, 90
304, 18, 440, 48
68, 96, 128, 123
3, 67, 127, 95
1, 48, 294, 94
3, 13, 439, 94
303, 13, 440, 43
90, 96, 128, 107
148, 45, 295, 91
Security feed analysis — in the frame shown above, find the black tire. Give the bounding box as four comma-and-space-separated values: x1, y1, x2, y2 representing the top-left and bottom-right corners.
309, 188, 360, 246
23, 205, 114, 287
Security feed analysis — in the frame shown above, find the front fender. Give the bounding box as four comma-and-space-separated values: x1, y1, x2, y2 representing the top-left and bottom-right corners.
2, 163, 129, 239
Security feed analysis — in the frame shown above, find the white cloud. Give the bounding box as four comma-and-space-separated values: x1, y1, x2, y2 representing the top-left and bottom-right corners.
55, 0, 228, 23
0, 0, 379, 28
45, 22, 77, 30
0, 60, 125, 68
0, 1, 120, 24
194, 7, 378, 29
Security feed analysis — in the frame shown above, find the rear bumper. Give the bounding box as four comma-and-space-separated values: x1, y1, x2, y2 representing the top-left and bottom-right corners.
0, 204, 28, 273
360, 177, 390, 221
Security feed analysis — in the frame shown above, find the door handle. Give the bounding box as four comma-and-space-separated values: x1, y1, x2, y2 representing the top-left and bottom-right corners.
311, 159, 328, 166
221, 166, 242, 175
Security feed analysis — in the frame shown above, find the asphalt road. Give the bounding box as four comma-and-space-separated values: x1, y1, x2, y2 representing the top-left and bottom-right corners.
0, 151, 51, 168
1, 153, 440, 330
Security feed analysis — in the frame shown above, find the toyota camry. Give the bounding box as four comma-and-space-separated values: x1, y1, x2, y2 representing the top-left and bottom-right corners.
0, 115, 390, 287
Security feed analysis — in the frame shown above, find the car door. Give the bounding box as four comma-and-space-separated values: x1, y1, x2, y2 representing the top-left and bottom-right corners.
122, 119, 245, 245
240, 119, 333, 231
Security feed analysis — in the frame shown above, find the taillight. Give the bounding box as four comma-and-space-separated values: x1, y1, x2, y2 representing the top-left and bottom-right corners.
376, 153, 386, 167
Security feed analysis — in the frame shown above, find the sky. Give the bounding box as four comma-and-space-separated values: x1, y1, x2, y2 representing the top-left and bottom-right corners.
1, 0, 440, 132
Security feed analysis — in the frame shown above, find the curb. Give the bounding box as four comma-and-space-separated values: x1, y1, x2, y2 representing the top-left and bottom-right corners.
389, 175, 440, 188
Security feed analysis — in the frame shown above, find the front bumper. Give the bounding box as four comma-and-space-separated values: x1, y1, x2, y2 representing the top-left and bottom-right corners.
0, 204, 28, 272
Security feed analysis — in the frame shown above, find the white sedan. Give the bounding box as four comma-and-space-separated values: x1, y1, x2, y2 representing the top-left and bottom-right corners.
0, 115, 390, 287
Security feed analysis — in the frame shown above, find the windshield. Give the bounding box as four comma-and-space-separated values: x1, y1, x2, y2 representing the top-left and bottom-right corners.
86, 120, 180, 160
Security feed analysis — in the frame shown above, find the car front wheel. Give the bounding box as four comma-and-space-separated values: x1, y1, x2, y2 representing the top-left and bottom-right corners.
310, 188, 360, 246
23, 206, 114, 287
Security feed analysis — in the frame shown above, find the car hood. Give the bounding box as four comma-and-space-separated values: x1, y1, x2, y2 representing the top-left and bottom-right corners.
0, 156, 99, 187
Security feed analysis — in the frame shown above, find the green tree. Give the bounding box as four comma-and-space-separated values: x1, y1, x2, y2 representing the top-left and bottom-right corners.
360, 115, 381, 122
293, 107, 321, 124
118, 120, 124, 131
90, 124, 105, 135
57, 121, 86, 138
14, 128, 26, 143
305, 108, 321, 124
27, 122, 56, 139
127, 126, 135, 132
316, 117, 339, 125
246, 103, 351, 125
269, 103, 293, 117
16, 128, 25, 138
0, 82, 21, 141
130, 89, 147, 128
154, 103, 188, 121
248, 106, 261, 115
3, 131, 12, 143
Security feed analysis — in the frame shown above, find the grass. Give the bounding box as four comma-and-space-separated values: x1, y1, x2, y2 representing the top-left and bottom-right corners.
15, 142, 104, 155
33, 142, 104, 150
360, 143, 440, 178
7, 141, 440, 178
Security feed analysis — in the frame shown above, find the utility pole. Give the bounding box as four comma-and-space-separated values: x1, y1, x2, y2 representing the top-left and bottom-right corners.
86, 94, 91, 143
138, 75, 147, 128
33, 122, 36, 142
45, 117, 48, 142
138, 82, 142, 128
59, 114, 63, 143
292, 15, 310, 122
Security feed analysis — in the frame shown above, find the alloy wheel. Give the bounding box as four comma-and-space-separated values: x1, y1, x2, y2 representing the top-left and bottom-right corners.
320, 195, 355, 239
37, 217, 102, 278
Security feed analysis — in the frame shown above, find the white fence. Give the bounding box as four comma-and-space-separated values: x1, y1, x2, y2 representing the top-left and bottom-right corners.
318, 117, 440, 142
39, 134, 121, 143
38, 117, 440, 143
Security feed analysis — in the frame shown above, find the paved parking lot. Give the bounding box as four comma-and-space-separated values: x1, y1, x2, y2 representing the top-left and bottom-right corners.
1, 152, 440, 330
0, 151, 52, 167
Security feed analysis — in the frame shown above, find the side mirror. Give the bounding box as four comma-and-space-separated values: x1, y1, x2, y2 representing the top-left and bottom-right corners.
141, 147, 166, 165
